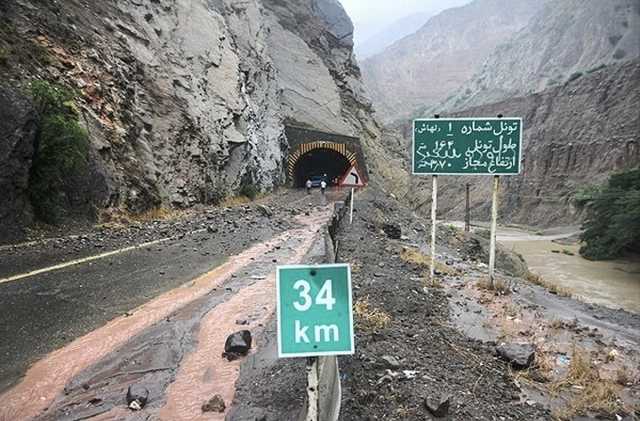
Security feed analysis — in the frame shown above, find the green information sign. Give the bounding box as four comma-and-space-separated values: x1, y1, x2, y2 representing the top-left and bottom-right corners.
413, 118, 523, 175
277, 264, 354, 358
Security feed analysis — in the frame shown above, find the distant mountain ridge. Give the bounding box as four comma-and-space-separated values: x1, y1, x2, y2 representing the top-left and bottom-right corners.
355, 12, 433, 60
435, 0, 640, 114
361, 0, 543, 123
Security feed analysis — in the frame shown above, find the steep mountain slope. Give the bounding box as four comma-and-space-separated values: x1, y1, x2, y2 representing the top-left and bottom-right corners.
396, 60, 640, 226
439, 0, 640, 112
355, 12, 433, 60
360, 0, 543, 123
0, 0, 388, 240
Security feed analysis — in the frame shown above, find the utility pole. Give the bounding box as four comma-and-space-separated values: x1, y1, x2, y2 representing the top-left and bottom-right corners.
465, 183, 470, 233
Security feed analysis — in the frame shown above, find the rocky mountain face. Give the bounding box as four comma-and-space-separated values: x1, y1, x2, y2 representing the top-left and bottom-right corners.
439, 0, 640, 113
393, 59, 640, 226
0, 0, 385, 240
355, 11, 433, 60
360, 0, 543, 123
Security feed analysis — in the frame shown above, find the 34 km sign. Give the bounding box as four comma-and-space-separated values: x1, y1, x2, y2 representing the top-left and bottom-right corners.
276, 264, 354, 358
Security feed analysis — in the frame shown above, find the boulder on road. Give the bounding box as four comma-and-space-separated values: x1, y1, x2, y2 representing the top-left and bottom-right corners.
222, 330, 252, 360
496, 343, 535, 369
126, 384, 149, 410
202, 394, 226, 412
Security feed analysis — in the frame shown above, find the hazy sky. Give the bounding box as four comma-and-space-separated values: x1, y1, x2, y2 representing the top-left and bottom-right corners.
340, 0, 472, 45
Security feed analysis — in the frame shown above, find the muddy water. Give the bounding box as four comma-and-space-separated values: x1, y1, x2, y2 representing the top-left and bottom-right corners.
501, 235, 640, 314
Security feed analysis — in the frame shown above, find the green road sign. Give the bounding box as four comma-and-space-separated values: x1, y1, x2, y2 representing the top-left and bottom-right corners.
413, 118, 523, 175
277, 264, 354, 358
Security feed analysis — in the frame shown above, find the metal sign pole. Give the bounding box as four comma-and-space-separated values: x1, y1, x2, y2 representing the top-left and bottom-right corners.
349, 188, 354, 224
488, 175, 499, 287
306, 356, 319, 421
465, 183, 470, 233
430, 175, 438, 285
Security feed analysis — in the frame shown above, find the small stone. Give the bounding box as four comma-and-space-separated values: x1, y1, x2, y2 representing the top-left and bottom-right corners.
202, 394, 225, 413
380, 355, 401, 369
222, 330, 252, 360
496, 343, 535, 369
425, 394, 450, 418
256, 204, 273, 217
126, 384, 149, 410
382, 223, 401, 239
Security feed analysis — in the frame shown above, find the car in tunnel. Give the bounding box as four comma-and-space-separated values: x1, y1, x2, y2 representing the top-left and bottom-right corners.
309, 175, 327, 187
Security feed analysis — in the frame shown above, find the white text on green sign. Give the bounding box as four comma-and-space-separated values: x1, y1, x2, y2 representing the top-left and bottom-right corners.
277, 264, 354, 358
412, 118, 523, 175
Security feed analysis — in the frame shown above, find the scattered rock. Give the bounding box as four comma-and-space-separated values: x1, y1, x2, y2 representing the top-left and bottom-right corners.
496, 343, 535, 369
256, 204, 273, 217
425, 394, 450, 418
382, 223, 401, 239
126, 384, 149, 411
202, 394, 226, 413
222, 330, 252, 360
380, 355, 401, 369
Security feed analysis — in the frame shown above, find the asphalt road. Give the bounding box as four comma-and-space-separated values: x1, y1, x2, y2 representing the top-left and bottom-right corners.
0, 189, 333, 394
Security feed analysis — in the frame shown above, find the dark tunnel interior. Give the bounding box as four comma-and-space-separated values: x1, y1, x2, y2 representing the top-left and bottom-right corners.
293, 148, 351, 187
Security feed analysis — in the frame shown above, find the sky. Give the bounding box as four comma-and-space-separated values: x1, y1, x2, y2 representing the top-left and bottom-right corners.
340, 0, 472, 46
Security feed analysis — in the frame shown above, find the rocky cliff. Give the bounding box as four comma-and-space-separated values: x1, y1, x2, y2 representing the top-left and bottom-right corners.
395, 59, 640, 226
440, 0, 640, 113
0, 0, 385, 240
360, 0, 543, 123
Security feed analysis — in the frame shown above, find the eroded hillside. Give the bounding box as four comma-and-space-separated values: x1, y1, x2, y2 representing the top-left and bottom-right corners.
393, 60, 640, 226
0, 0, 394, 240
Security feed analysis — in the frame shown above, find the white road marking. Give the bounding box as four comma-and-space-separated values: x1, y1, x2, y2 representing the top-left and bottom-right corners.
0, 229, 206, 285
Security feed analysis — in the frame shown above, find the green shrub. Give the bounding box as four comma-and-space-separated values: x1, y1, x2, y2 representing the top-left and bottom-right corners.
579, 169, 640, 260
28, 81, 88, 223
239, 184, 259, 200
574, 185, 600, 208
586, 64, 607, 74
0, 47, 8, 66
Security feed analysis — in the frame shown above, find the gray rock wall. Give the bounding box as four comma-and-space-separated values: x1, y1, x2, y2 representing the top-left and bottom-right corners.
0, 0, 383, 235
0, 87, 37, 241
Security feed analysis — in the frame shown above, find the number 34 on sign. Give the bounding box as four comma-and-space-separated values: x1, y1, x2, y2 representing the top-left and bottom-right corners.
276, 264, 355, 358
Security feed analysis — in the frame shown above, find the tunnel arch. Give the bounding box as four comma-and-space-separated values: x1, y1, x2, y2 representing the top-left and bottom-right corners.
288, 141, 358, 187
292, 148, 352, 187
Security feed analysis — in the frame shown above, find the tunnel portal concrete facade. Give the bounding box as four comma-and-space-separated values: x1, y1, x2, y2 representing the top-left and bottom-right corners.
285, 126, 368, 187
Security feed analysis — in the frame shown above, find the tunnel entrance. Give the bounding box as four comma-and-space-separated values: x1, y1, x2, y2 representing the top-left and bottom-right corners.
293, 148, 351, 187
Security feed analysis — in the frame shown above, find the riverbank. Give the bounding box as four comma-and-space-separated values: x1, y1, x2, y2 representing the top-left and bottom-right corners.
447, 221, 640, 314
335, 188, 639, 420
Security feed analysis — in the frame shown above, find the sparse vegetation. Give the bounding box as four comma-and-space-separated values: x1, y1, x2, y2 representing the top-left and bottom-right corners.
574, 184, 600, 207
586, 63, 607, 74
28, 80, 89, 224
567, 71, 583, 82
0, 47, 8, 66
239, 184, 260, 201
579, 169, 640, 260
477, 276, 511, 295
354, 297, 391, 331
525, 272, 572, 297
400, 247, 459, 281
553, 346, 623, 420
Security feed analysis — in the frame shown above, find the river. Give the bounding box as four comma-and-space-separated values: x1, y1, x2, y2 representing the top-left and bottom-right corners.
449, 222, 640, 314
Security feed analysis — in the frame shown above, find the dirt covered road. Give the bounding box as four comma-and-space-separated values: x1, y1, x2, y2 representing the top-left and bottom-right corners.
0, 188, 340, 420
